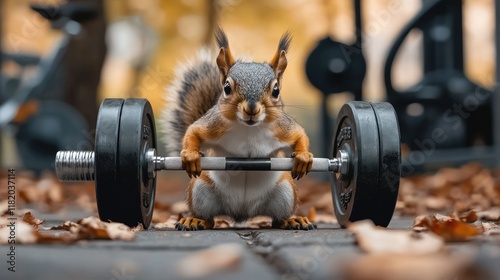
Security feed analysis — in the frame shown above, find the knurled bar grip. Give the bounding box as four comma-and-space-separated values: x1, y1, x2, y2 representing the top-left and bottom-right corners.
158, 157, 337, 172
56, 151, 340, 182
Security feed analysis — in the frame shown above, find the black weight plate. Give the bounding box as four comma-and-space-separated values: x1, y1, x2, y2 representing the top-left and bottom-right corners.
331, 101, 400, 227
117, 99, 156, 228
371, 102, 400, 227
95, 98, 125, 225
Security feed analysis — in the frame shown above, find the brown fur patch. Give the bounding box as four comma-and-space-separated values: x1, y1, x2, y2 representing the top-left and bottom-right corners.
187, 172, 214, 216
271, 115, 310, 153
218, 94, 242, 122
262, 94, 283, 123
279, 172, 299, 212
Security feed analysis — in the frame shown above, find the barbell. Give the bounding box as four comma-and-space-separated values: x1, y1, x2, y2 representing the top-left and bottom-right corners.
55, 98, 401, 229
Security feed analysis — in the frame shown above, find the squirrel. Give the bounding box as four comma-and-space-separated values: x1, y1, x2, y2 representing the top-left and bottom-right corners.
161, 28, 314, 231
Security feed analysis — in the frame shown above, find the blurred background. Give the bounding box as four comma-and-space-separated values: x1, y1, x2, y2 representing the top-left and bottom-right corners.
0, 0, 498, 176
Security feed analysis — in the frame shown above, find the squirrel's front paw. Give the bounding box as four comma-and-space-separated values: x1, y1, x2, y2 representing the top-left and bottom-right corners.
175, 217, 214, 231
291, 151, 313, 180
274, 216, 315, 231
180, 149, 202, 178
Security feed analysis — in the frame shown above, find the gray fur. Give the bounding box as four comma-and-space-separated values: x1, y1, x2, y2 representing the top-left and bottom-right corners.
229, 62, 275, 102
190, 171, 294, 223
161, 49, 222, 156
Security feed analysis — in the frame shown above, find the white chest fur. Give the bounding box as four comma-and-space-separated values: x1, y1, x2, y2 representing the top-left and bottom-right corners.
201, 123, 293, 220
203, 122, 290, 157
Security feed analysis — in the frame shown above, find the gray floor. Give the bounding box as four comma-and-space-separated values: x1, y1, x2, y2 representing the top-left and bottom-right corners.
1, 211, 499, 280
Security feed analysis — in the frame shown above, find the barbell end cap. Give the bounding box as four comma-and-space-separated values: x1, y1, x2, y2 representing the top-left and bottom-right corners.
55, 151, 96, 181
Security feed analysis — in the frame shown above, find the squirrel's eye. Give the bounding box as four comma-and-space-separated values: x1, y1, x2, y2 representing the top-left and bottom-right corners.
272, 84, 280, 98
224, 81, 232, 95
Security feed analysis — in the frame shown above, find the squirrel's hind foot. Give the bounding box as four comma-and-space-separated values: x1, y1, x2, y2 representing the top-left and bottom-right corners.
274, 216, 315, 231
175, 217, 214, 231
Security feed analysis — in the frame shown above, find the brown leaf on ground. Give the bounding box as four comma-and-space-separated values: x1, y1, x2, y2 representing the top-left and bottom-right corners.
348, 220, 444, 254
0, 218, 66, 244
214, 217, 234, 228
482, 222, 500, 235
397, 163, 500, 216
48, 216, 136, 241
22, 211, 44, 229
0, 221, 38, 244
50, 221, 79, 231
75, 216, 136, 241
244, 216, 272, 228
154, 214, 182, 229
476, 208, 500, 221
341, 252, 484, 280
458, 210, 478, 223
412, 214, 483, 242
131, 223, 144, 232
177, 243, 243, 278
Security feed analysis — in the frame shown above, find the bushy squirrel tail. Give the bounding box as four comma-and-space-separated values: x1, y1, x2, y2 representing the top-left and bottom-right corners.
160, 48, 222, 156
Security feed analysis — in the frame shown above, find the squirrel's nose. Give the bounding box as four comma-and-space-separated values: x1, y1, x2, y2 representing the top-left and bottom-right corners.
244, 107, 260, 116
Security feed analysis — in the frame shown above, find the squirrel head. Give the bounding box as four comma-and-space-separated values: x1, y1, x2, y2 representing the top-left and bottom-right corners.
215, 28, 292, 127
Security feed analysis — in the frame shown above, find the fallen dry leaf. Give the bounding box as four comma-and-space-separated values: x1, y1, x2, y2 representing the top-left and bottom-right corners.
177, 243, 243, 278
214, 217, 234, 228
477, 208, 500, 221
482, 222, 500, 235
341, 252, 483, 280
0, 220, 39, 244
50, 221, 79, 231
154, 215, 181, 229
458, 210, 478, 223
75, 216, 136, 241
22, 211, 44, 229
49, 216, 136, 241
348, 220, 444, 255
243, 216, 272, 228
413, 214, 483, 242
1, 221, 38, 244
397, 163, 500, 216
131, 223, 144, 232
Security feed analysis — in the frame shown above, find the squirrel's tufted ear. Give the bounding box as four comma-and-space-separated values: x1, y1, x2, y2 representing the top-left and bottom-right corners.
216, 48, 234, 81
270, 32, 292, 83
215, 28, 234, 82
271, 50, 288, 82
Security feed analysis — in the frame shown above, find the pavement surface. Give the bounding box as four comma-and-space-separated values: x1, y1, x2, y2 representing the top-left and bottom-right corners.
1, 209, 500, 280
